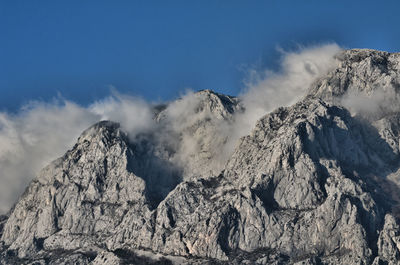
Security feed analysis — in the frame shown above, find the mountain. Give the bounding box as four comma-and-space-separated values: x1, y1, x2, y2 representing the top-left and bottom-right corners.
2, 49, 400, 264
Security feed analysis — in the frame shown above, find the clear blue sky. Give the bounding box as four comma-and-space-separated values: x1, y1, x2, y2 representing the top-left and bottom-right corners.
1, 0, 400, 111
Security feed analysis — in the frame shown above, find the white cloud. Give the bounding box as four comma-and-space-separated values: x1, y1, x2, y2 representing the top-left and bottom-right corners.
236, 43, 341, 137
0, 43, 342, 213
340, 87, 400, 118
224, 44, 341, 155
0, 96, 156, 213
0, 100, 99, 213
89, 92, 156, 136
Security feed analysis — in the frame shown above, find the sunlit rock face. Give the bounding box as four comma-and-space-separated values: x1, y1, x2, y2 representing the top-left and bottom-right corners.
2, 49, 400, 264
308, 49, 400, 102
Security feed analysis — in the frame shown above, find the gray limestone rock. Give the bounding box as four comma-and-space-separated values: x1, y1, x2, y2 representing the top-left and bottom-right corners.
2, 49, 400, 264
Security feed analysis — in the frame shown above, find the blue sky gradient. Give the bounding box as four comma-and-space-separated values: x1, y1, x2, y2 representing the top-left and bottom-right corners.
1, 0, 400, 111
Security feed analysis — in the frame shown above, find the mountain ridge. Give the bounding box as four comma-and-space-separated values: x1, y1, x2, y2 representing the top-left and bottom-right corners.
2, 49, 400, 264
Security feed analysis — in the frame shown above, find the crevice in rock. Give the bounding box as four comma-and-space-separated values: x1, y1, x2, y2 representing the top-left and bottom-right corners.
252, 178, 279, 214
113, 248, 173, 265
126, 135, 183, 209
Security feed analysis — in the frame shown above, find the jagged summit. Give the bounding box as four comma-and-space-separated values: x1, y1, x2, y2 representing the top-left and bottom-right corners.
307, 48, 400, 104
2, 49, 400, 264
196, 89, 240, 116
156, 89, 242, 122
153, 89, 242, 180
78, 120, 122, 143
339, 48, 390, 59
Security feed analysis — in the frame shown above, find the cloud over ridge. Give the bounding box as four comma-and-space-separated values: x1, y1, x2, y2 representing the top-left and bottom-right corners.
0, 43, 341, 213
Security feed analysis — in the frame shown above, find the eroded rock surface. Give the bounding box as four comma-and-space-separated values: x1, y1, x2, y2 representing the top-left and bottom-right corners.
2, 49, 400, 264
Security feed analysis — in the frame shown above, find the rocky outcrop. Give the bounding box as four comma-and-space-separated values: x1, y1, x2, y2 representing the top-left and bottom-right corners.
307, 49, 400, 103
155, 89, 243, 180
2, 49, 400, 264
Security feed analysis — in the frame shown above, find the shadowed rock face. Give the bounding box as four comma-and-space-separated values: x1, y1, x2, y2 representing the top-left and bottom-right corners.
2, 50, 400, 264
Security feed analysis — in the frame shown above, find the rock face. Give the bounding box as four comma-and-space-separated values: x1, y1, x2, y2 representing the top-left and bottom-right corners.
308, 49, 400, 103
154, 89, 243, 180
2, 49, 400, 264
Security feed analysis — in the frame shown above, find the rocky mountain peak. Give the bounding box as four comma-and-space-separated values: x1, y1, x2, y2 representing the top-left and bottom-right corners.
3, 50, 400, 264
77, 120, 124, 144
336, 48, 390, 62
195, 89, 241, 117
156, 89, 241, 123
307, 49, 400, 105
